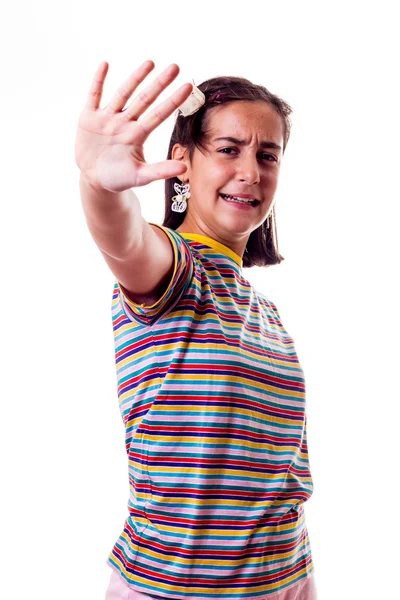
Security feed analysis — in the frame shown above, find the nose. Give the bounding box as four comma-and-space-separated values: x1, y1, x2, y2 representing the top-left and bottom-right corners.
236, 153, 261, 185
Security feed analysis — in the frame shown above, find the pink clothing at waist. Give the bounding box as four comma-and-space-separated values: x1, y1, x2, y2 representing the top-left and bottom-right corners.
105, 567, 318, 600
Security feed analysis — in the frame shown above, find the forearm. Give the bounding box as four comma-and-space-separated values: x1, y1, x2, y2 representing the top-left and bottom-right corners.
79, 175, 144, 259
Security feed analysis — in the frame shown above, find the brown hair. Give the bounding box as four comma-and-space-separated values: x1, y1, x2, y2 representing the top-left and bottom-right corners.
163, 76, 293, 268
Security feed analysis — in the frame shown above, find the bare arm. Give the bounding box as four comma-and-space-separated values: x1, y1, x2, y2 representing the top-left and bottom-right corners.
79, 175, 174, 304
75, 61, 192, 304
79, 175, 143, 259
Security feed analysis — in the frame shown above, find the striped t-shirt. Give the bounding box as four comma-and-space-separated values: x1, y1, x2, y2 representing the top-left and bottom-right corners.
107, 223, 315, 600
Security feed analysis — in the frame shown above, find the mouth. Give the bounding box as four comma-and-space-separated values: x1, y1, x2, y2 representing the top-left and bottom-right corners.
219, 193, 260, 207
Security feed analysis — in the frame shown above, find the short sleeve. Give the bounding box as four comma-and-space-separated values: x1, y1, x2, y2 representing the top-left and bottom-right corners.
115, 223, 194, 327
257, 293, 292, 338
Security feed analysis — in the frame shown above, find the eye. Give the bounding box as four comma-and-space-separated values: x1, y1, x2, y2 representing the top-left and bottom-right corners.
218, 147, 238, 155
259, 153, 277, 162
218, 148, 278, 162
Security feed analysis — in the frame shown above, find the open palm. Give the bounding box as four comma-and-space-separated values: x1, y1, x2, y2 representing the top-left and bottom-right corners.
75, 61, 192, 192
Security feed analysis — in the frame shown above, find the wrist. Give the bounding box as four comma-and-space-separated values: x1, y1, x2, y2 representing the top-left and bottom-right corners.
79, 173, 111, 194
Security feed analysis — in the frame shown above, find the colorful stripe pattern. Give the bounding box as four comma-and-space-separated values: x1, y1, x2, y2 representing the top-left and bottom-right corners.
107, 224, 315, 599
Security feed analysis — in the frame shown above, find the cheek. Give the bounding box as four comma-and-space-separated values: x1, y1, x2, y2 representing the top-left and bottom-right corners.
209, 163, 235, 188
190, 158, 235, 194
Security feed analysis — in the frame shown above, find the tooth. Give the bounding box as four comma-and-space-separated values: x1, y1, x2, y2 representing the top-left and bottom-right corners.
221, 193, 254, 205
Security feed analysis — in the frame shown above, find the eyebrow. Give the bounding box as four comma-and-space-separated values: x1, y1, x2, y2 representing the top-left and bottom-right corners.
213, 136, 282, 151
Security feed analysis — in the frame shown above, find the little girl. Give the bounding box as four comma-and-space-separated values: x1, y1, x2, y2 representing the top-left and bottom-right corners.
75, 59, 318, 600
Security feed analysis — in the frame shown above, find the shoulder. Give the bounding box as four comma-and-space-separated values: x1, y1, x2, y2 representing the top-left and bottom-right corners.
252, 288, 284, 325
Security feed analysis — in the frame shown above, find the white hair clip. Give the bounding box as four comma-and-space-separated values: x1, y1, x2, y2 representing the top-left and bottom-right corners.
178, 81, 206, 117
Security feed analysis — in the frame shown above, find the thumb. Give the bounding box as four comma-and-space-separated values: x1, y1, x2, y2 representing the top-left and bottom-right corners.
138, 160, 188, 185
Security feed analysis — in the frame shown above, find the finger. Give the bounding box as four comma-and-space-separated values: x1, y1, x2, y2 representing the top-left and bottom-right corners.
137, 160, 188, 187
134, 83, 193, 145
122, 63, 180, 121
86, 61, 109, 111
107, 60, 155, 114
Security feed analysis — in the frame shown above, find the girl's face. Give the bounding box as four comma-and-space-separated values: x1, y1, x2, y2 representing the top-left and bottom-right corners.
173, 100, 284, 257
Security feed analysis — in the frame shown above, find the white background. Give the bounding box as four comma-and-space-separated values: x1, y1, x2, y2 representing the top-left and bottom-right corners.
1, 1, 399, 598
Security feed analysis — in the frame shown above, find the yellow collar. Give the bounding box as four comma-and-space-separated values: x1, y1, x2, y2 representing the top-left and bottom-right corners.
179, 232, 243, 268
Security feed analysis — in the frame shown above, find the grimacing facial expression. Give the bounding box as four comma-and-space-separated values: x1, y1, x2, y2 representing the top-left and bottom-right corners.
173, 100, 284, 246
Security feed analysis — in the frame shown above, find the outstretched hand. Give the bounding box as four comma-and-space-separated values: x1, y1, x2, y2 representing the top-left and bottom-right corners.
75, 61, 193, 192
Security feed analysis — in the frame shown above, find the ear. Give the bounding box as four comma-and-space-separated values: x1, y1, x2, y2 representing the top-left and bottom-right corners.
171, 143, 191, 181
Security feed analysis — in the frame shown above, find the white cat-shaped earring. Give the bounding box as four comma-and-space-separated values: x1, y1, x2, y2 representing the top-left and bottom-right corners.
171, 182, 190, 213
